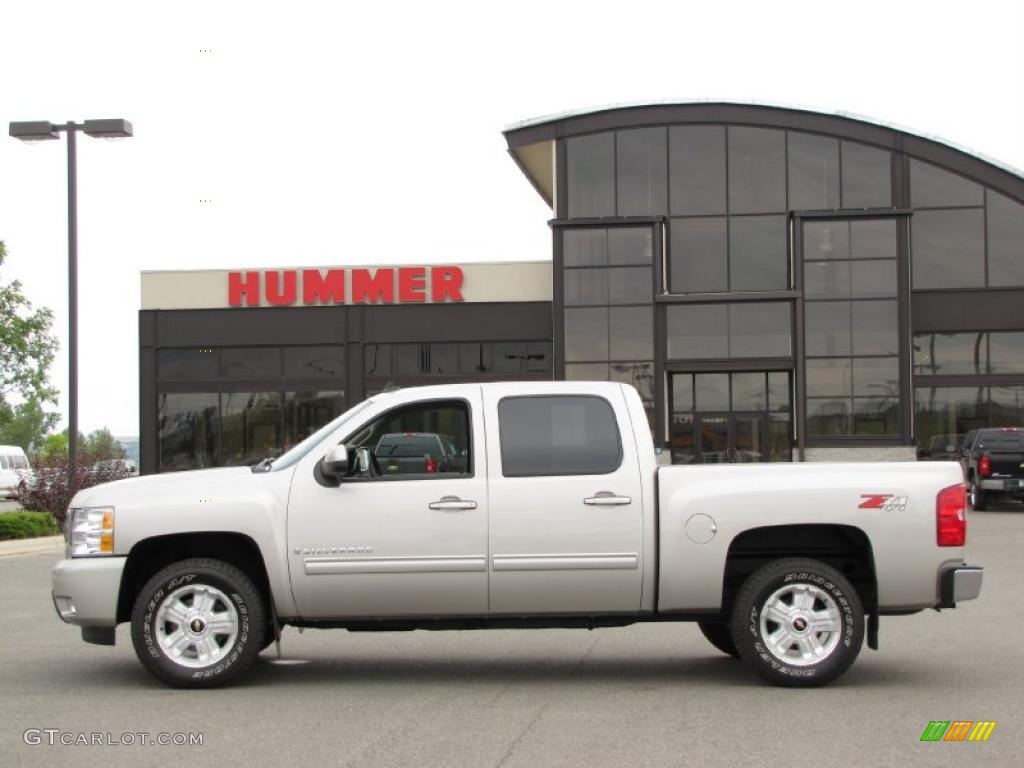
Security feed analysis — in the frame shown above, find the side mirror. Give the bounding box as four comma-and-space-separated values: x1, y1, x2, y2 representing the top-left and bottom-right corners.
321, 444, 349, 480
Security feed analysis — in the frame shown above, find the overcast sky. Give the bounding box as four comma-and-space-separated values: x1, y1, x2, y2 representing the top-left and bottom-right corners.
1, 0, 1022, 436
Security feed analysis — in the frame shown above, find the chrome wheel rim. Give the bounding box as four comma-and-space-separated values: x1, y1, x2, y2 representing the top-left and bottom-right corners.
970, 483, 979, 507
759, 583, 841, 667
155, 584, 239, 669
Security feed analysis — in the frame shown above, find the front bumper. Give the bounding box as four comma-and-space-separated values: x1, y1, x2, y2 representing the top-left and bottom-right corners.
937, 564, 984, 609
51, 557, 126, 628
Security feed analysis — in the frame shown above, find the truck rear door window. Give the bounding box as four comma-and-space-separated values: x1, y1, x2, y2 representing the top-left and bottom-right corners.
977, 432, 1024, 451
498, 395, 622, 477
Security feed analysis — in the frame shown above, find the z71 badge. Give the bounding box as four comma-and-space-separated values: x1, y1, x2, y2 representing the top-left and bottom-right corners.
859, 494, 908, 512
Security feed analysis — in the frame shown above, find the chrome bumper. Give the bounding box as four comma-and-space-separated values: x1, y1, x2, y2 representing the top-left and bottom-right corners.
937, 564, 983, 608
51, 557, 126, 629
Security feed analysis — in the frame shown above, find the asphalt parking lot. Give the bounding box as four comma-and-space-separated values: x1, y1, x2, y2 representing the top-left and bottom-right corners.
1, 505, 1022, 768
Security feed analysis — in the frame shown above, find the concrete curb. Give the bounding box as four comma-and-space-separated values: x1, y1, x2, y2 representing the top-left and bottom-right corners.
0, 535, 64, 558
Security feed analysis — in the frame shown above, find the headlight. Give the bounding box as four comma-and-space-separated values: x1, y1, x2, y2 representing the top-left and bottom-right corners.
69, 507, 115, 557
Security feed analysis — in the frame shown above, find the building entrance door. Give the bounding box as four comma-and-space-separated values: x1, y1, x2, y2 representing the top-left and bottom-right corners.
694, 412, 768, 463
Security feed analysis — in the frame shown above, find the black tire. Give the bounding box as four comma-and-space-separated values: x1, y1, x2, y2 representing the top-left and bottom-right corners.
698, 622, 739, 658
731, 558, 864, 687
969, 479, 988, 511
131, 558, 266, 688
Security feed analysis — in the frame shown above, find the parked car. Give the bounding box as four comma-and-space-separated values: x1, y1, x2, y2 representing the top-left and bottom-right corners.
91, 459, 139, 478
51, 382, 982, 689
959, 427, 1024, 510
917, 433, 964, 461
0, 445, 33, 498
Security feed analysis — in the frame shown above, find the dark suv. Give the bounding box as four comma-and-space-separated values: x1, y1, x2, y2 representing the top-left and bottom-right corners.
960, 427, 1024, 510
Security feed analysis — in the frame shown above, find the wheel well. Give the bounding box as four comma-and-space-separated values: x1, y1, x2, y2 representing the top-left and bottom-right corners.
721, 524, 877, 616
116, 532, 273, 623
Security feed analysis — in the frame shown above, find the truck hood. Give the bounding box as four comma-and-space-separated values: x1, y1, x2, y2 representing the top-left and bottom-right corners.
69, 466, 254, 509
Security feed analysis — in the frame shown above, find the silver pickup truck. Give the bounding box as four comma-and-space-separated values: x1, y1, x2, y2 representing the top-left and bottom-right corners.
52, 382, 982, 688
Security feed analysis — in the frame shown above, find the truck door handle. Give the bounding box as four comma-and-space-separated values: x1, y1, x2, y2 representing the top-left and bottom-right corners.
429, 496, 478, 511
584, 492, 632, 506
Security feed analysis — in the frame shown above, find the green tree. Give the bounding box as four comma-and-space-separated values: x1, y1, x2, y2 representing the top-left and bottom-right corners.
0, 240, 59, 449
83, 428, 127, 461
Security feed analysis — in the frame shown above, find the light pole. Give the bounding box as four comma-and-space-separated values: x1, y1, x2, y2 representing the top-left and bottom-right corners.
8, 119, 132, 486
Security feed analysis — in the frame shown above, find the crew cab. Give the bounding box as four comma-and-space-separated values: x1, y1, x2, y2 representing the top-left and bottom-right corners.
51, 382, 983, 688
960, 427, 1024, 510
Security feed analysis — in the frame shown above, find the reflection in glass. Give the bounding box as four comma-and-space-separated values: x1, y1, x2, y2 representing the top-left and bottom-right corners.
563, 228, 607, 266
806, 359, 852, 397
669, 126, 726, 215
564, 268, 608, 306
729, 215, 788, 291
616, 128, 667, 216
912, 332, 985, 375
840, 142, 891, 208
567, 133, 615, 218
222, 347, 280, 378
728, 127, 786, 214
909, 159, 983, 208
608, 267, 652, 304
609, 306, 653, 360
851, 301, 898, 355
284, 391, 344, 450
768, 371, 791, 413
670, 217, 727, 293
220, 392, 282, 467
158, 393, 219, 471
851, 219, 898, 259
988, 332, 1024, 374
805, 261, 851, 299
987, 191, 1024, 286
608, 228, 654, 265
670, 413, 696, 464
804, 220, 849, 260
850, 261, 897, 297
788, 132, 840, 211
853, 397, 900, 436
284, 347, 345, 378
564, 307, 609, 362
732, 372, 767, 410
667, 304, 728, 359
695, 373, 730, 411
805, 302, 852, 356
610, 362, 655, 402
728, 303, 792, 358
158, 349, 219, 380
672, 374, 694, 412
852, 357, 900, 397
807, 398, 850, 436
911, 209, 985, 289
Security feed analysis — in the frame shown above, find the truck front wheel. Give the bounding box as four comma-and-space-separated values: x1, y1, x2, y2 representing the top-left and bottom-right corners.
731, 558, 863, 687
130, 558, 266, 688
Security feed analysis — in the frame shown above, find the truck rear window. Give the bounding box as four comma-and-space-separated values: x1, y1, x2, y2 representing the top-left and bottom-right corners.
498, 395, 622, 477
976, 431, 1024, 451
376, 435, 442, 458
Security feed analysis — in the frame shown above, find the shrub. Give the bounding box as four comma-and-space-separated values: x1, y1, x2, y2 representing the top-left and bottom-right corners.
15, 450, 133, 532
0, 511, 58, 541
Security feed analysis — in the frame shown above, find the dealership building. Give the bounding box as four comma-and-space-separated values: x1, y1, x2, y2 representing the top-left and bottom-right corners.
140, 102, 1024, 474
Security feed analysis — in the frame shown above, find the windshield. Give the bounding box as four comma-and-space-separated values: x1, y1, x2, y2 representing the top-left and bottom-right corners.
268, 399, 375, 472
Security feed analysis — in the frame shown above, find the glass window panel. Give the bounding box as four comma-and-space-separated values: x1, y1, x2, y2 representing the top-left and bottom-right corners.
805, 301, 852, 356
565, 307, 609, 362
989, 332, 1024, 374
610, 362, 655, 402
788, 132, 840, 211
853, 397, 900, 436
284, 391, 344, 450
564, 268, 608, 306
728, 302, 792, 358
563, 228, 607, 266
567, 133, 614, 218
565, 363, 609, 381
805, 262, 851, 299
990, 386, 1024, 426
394, 343, 426, 375
491, 342, 528, 374
429, 343, 460, 374
458, 343, 484, 374
670, 413, 696, 464
608, 267, 652, 304
729, 215, 788, 291
768, 414, 792, 460
695, 373, 730, 411
672, 374, 694, 412
220, 392, 282, 466
364, 344, 391, 377
525, 342, 552, 373
807, 398, 850, 436
912, 332, 985, 375
609, 306, 653, 360
806, 359, 852, 397
499, 396, 622, 477
616, 128, 667, 216
608, 228, 653, 265
987, 191, 1024, 286
910, 159, 984, 208
157, 349, 219, 380
851, 260, 897, 297
804, 220, 850, 260
852, 357, 900, 397
346, 400, 471, 477
728, 127, 786, 214
158, 392, 220, 471
666, 304, 728, 359
222, 347, 280, 378
914, 386, 988, 455
840, 141, 892, 208
768, 371, 791, 413
850, 219, 898, 259
732, 372, 767, 410
912, 209, 985, 289
670, 217, 728, 293
283, 346, 345, 378
669, 125, 726, 215
851, 301, 898, 355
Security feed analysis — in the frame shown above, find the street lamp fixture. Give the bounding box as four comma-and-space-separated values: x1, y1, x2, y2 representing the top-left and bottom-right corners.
8, 118, 133, 485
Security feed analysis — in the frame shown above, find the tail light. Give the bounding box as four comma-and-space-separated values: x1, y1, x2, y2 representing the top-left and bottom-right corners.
424, 455, 438, 474
937, 483, 967, 547
979, 453, 992, 477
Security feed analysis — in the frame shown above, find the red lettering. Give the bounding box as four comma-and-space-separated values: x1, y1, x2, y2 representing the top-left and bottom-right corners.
228, 271, 260, 307
303, 269, 345, 305
351, 268, 394, 304
264, 270, 297, 306
431, 266, 464, 302
398, 267, 427, 303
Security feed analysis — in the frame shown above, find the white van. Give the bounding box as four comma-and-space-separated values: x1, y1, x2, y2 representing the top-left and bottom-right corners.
0, 445, 32, 498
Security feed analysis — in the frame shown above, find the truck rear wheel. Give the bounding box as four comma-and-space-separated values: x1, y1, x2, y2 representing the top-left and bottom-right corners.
697, 622, 739, 657
131, 558, 266, 688
731, 558, 863, 687
969, 479, 988, 511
